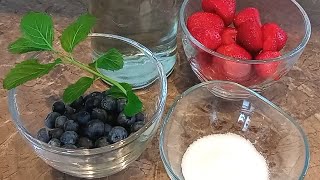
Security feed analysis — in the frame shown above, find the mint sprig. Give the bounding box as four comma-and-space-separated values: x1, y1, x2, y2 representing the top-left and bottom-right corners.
63, 77, 94, 104
60, 14, 96, 53
3, 58, 61, 89
3, 12, 143, 116
95, 48, 124, 71
105, 83, 142, 116
9, 38, 45, 54
9, 12, 54, 53
124, 91, 143, 117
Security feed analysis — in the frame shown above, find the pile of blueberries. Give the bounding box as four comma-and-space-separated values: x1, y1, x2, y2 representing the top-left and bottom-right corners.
36, 91, 145, 149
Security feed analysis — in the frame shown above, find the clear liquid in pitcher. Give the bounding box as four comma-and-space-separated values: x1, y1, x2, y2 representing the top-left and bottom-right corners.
89, 0, 178, 88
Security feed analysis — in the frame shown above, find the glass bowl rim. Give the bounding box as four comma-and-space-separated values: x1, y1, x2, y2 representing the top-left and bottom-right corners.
8, 33, 168, 156
179, 0, 312, 64
159, 80, 310, 180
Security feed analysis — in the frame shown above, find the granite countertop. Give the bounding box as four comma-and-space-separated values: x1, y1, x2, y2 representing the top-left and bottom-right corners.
0, 0, 319, 179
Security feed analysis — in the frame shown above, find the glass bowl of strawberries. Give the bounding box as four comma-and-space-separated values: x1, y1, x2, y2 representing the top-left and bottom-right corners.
180, 0, 311, 92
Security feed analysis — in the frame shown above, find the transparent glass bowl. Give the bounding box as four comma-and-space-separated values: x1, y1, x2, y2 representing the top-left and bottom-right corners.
160, 81, 309, 180
8, 34, 167, 178
180, 0, 311, 92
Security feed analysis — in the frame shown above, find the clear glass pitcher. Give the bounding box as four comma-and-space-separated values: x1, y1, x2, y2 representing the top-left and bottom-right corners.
89, 0, 179, 89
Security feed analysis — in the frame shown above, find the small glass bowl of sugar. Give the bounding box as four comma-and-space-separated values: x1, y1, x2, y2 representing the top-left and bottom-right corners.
159, 81, 309, 180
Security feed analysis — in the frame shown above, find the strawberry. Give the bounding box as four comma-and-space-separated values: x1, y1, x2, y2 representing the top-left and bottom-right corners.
189, 27, 222, 50
254, 51, 281, 79
242, 74, 264, 87
237, 20, 263, 53
234, 7, 262, 27
262, 37, 278, 52
196, 52, 224, 80
221, 27, 237, 45
196, 52, 212, 67
214, 44, 252, 82
201, 0, 236, 26
262, 23, 288, 51
187, 12, 225, 33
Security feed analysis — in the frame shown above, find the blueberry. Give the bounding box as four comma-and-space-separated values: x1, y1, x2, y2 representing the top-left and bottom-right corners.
108, 126, 128, 144
95, 137, 110, 148
85, 92, 104, 101
55, 115, 68, 129
70, 96, 84, 110
45, 112, 60, 129
117, 98, 127, 112
91, 108, 108, 122
117, 112, 135, 127
37, 128, 50, 143
101, 96, 116, 111
87, 119, 105, 140
130, 116, 137, 123
104, 123, 112, 136
77, 137, 93, 149
106, 113, 117, 125
135, 112, 145, 122
77, 111, 91, 126
64, 120, 79, 132
69, 112, 79, 122
64, 105, 75, 119
49, 128, 64, 139
48, 138, 61, 147
85, 97, 101, 111
60, 131, 78, 145
79, 126, 89, 137
131, 121, 145, 133
52, 101, 66, 114
62, 144, 77, 149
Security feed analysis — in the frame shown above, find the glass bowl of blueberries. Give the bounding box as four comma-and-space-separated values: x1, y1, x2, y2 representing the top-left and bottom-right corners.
7, 34, 167, 178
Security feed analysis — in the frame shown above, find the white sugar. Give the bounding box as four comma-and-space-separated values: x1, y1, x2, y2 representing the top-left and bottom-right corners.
181, 133, 269, 180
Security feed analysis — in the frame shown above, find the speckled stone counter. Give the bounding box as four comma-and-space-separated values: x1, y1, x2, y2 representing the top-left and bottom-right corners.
0, 0, 319, 179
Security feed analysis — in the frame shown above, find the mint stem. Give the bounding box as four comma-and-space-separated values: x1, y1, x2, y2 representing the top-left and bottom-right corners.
56, 51, 128, 96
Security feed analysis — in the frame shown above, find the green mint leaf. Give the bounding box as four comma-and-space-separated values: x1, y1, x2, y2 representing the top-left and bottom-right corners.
118, 83, 132, 92
96, 48, 124, 71
124, 91, 143, 117
63, 77, 94, 104
106, 83, 142, 116
105, 83, 132, 98
88, 62, 96, 69
54, 58, 63, 64
60, 13, 96, 52
8, 38, 46, 54
20, 12, 54, 51
87, 62, 99, 79
3, 59, 60, 89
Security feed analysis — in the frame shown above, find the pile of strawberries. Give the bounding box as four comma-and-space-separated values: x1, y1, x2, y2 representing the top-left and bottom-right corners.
187, 0, 288, 85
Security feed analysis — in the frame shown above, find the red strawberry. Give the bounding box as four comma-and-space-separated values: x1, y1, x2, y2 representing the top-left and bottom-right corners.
242, 73, 264, 87
262, 23, 288, 51
189, 27, 222, 50
214, 44, 252, 82
234, 7, 262, 27
263, 37, 278, 52
254, 51, 281, 79
187, 12, 225, 33
201, 0, 236, 26
221, 27, 237, 45
196, 52, 224, 80
237, 20, 263, 53
196, 52, 212, 67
